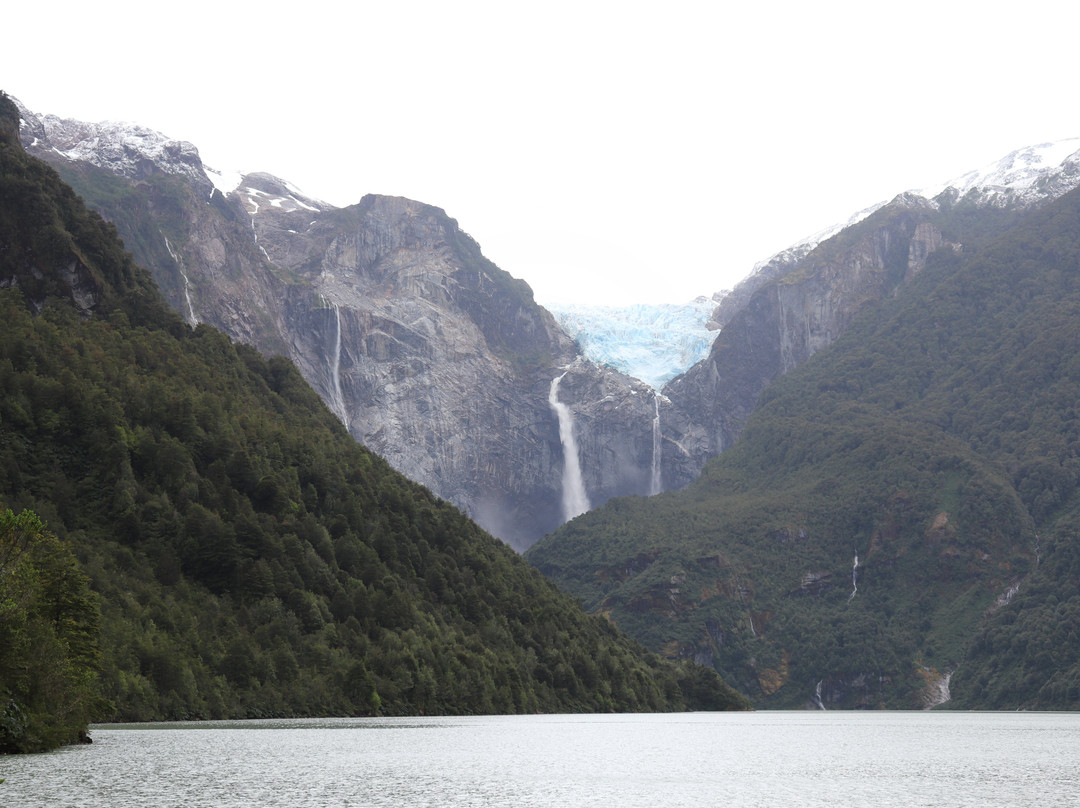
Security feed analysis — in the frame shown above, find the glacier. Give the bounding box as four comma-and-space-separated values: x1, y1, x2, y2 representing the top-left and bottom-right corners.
547, 298, 719, 391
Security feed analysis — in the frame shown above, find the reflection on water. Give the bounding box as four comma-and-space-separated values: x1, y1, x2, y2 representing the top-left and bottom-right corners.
2, 712, 1079, 807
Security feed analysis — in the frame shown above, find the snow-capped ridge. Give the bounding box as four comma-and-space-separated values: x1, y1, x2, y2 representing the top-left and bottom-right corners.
742, 137, 1080, 286
18, 104, 208, 187
13, 96, 328, 214
919, 138, 1080, 200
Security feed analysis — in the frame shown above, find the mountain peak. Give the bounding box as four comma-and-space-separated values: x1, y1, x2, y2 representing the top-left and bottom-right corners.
16, 100, 207, 187
742, 137, 1080, 287
923, 138, 1080, 200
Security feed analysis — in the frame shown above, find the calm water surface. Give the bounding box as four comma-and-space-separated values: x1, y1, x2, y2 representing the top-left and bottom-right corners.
2, 712, 1078, 807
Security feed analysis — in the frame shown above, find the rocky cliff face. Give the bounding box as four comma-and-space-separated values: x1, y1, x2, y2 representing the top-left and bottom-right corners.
17, 101, 672, 550
663, 197, 955, 464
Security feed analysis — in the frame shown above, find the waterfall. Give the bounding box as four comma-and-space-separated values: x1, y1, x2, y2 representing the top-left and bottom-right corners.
847, 549, 859, 602
163, 235, 198, 326
650, 394, 662, 495
814, 680, 827, 710
924, 669, 953, 709
179, 266, 198, 327
735, 576, 756, 637
936, 670, 953, 706
549, 372, 590, 521
329, 304, 349, 429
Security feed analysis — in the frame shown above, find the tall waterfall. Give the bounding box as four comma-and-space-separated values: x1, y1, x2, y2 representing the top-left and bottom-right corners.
329, 304, 349, 430
549, 372, 590, 521
650, 394, 662, 495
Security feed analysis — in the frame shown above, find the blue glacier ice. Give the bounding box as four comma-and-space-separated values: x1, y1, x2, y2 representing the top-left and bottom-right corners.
547, 298, 719, 390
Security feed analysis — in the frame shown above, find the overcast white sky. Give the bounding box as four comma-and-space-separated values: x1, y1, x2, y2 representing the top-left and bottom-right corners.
4, 1, 1079, 304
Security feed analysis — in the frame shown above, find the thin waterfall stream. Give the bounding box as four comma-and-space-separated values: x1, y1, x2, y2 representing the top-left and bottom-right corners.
848, 550, 859, 602
163, 235, 198, 326
650, 394, 662, 495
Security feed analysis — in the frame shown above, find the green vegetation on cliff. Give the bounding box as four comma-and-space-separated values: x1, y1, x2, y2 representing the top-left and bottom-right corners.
0, 92, 747, 750
529, 183, 1080, 709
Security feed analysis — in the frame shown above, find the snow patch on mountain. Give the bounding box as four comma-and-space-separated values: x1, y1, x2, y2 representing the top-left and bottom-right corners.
234, 172, 325, 217
205, 165, 244, 196
237, 183, 322, 215
548, 299, 719, 390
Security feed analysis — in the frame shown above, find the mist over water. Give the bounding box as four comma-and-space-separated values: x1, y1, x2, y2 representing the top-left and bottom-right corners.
3, 713, 1078, 808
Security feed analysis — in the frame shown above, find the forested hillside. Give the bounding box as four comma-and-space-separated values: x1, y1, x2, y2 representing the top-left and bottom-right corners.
0, 93, 747, 752
529, 181, 1080, 709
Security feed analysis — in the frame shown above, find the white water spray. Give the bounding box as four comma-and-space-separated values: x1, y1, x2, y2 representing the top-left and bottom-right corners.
847, 549, 859, 602
650, 394, 662, 495
549, 372, 590, 521
927, 670, 953, 709
329, 304, 349, 429
163, 235, 198, 326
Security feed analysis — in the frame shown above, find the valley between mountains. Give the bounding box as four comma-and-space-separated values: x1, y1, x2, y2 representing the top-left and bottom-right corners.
9, 90, 1080, 714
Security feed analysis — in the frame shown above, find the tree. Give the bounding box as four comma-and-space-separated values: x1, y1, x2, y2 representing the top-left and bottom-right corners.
0, 508, 103, 753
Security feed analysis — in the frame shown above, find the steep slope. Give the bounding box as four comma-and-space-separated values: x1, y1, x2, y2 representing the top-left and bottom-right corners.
665, 140, 1080, 473
529, 183, 1080, 709
0, 92, 748, 733
15, 98, 689, 550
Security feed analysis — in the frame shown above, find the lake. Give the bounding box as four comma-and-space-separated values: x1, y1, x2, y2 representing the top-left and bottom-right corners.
2, 712, 1078, 807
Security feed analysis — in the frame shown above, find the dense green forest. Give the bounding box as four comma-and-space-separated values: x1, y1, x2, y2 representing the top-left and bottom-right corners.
0, 93, 747, 752
530, 182, 1080, 709
0, 509, 103, 751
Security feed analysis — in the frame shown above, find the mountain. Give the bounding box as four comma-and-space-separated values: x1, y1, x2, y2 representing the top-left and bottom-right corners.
546, 299, 720, 391
19, 99, 1080, 552
0, 92, 748, 749
529, 155, 1080, 709
14, 98, 704, 550
662, 139, 1080, 471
